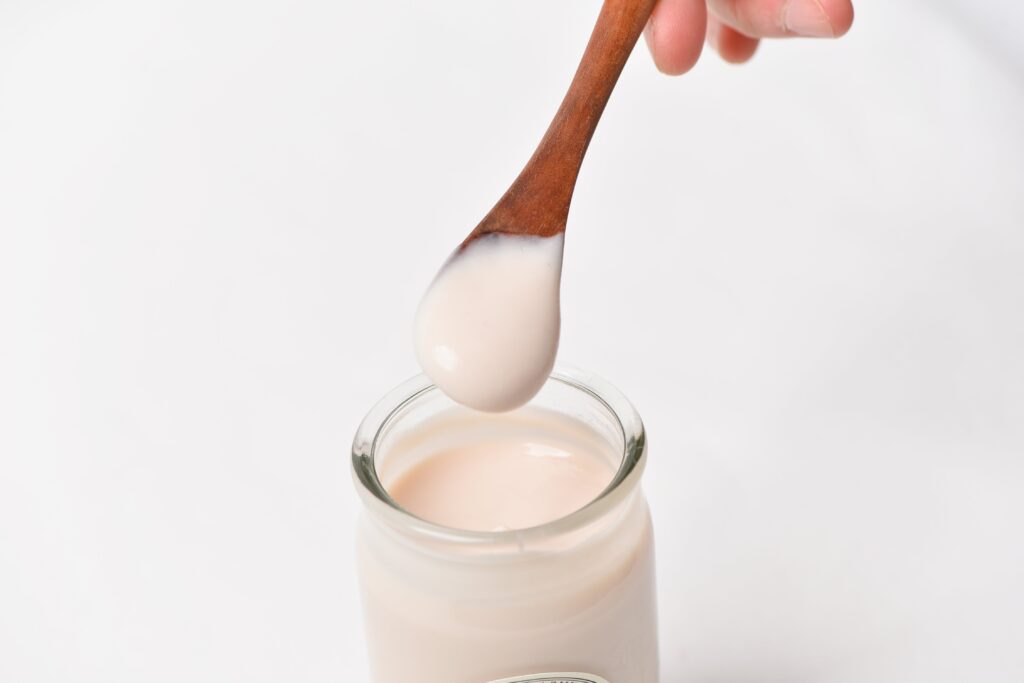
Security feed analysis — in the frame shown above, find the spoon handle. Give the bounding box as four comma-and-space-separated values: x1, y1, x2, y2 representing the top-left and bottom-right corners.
469, 0, 658, 241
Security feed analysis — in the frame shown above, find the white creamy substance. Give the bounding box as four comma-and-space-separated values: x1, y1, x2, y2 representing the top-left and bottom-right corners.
414, 234, 564, 412
387, 409, 615, 532
358, 407, 658, 683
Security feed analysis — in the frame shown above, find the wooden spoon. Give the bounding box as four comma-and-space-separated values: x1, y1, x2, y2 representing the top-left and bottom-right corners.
415, 0, 658, 412
460, 0, 658, 247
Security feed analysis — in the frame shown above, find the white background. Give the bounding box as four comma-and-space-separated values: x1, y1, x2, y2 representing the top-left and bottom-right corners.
2, 0, 1023, 680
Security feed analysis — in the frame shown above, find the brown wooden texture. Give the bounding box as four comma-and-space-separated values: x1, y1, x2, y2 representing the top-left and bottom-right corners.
463, 0, 658, 246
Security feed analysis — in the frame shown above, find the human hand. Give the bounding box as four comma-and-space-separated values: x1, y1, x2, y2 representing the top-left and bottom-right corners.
645, 0, 854, 73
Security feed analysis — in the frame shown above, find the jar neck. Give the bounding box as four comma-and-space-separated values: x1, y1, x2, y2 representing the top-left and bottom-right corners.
351, 367, 647, 554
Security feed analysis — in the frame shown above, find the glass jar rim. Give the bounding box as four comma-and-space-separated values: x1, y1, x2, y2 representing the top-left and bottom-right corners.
351, 366, 647, 547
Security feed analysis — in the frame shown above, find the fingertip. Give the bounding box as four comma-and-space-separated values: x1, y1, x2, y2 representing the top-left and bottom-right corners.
708, 18, 759, 63
721, 33, 760, 63
647, 0, 707, 75
820, 0, 855, 37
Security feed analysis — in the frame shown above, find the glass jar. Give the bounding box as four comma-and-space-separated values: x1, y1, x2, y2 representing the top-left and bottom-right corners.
351, 367, 658, 683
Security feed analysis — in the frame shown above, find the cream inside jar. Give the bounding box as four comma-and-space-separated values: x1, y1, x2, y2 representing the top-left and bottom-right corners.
351, 369, 659, 683
385, 407, 616, 533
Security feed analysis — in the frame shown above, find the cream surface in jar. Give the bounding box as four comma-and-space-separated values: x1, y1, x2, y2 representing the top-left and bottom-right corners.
388, 409, 615, 532
352, 369, 659, 683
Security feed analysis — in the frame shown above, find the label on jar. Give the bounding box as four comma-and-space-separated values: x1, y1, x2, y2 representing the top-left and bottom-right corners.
487, 675, 610, 683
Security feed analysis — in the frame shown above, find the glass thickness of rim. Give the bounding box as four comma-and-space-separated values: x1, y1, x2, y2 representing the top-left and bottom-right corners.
351, 366, 647, 547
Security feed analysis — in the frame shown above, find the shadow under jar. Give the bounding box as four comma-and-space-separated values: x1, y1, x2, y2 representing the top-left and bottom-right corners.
351, 368, 658, 683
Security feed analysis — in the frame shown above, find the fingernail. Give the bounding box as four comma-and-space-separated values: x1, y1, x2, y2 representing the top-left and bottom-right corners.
783, 0, 835, 37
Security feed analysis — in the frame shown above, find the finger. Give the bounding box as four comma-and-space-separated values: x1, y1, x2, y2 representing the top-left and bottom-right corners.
644, 0, 708, 75
707, 15, 759, 63
708, 0, 854, 39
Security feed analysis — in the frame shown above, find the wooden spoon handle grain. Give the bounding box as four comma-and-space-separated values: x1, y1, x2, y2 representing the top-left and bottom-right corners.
467, 0, 658, 243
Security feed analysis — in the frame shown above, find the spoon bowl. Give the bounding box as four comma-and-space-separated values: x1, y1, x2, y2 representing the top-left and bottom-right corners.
416, 0, 658, 411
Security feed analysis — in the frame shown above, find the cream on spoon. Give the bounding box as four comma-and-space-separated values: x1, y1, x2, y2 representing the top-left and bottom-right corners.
414, 0, 656, 412
415, 233, 563, 413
